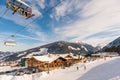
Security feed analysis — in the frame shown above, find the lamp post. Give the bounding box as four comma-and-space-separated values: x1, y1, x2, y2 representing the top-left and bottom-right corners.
46, 61, 50, 74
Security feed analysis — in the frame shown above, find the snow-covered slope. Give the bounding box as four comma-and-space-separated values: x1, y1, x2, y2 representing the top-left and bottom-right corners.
0, 52, 14, 57
17, 48, 48, 58
1, 48, 48, 61
0, 56, 119, 80
0, 52, 14, 62
78, 57, 120, 80
105, 37, 120, 48
102, 37, 120, 53
96, 43, 107, 51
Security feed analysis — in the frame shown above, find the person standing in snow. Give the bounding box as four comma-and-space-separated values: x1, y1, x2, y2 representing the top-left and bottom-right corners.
84, 64, 86, 70
77, 66, 79, 70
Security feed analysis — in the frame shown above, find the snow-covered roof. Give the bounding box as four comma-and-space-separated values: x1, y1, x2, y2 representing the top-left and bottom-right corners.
33, 54, 60, 63
29, 53, 79, 63
55, 53, 78, 59
58, 54, 69, 58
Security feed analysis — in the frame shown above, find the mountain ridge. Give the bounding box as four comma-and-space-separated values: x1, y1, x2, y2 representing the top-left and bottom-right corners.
102, 37, 120, 53
1, 41, 96, 61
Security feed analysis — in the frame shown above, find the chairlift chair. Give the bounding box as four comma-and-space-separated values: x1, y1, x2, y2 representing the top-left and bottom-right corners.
4, 35, 17, 46
6, 0, 35, 19
4, 41, 17, 46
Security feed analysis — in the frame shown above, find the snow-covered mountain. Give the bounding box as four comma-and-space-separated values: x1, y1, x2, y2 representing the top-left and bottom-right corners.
0, 52, 14, 60
1, 41, 95, 61
103, 37, 120, 53
105, 37, 120, 48
96, 43, 107, 51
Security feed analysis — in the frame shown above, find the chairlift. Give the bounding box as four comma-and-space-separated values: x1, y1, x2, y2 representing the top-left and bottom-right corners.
6, 0, 35, 19
4, 35, 17, 46
4, 41, 17, 46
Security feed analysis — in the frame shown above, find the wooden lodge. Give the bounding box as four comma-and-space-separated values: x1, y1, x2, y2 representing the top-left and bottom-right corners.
26, 54, 81, 72
26, 54, 66, 71
61, 54, 80, 66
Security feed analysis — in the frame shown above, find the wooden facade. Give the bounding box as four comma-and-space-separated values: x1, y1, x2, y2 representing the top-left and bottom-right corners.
63, 54, 78, 66
26, 54, 81, 72
26, 56, 67, 71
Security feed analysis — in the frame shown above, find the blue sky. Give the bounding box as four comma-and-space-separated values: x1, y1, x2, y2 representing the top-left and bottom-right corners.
0, 0, 120, 52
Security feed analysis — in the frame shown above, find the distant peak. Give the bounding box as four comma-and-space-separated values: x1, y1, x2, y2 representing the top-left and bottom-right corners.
56, 41, 67, 43
75, 40, 83, 43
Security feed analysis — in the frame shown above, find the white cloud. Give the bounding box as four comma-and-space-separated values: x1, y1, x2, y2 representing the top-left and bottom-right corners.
53, 0, 120, 46
25, 0, 45, 9
52, 0, 86, 21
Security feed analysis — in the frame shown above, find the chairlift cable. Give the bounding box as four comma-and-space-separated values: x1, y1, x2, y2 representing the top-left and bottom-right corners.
0, 9, 8, 20
0, 0, 3, 11
0, 0, 7, 18
13, 0, 66, 36
0, 0, 8, 19
4, 0, 66, 46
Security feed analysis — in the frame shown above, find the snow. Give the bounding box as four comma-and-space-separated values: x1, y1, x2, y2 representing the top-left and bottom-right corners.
0, 66, 12, 72
59, 53, 78, 59
0, 72, 49, 80
0, 66, 23, 72
33, 54, 59, 63
39, 48, 48, 54
26, 48, 48, 58
40, 57, 118, 80
0, 57, 120, 80
78, 58, 120, 80
96, 43, 106, 50
17, 52, 27, 57
68, 46, 80, 50
81, 45, 88, 51
77, 47, 80, 50
33, 53, 78, 63
105, 37, 120, 48
57, 54, 70, 58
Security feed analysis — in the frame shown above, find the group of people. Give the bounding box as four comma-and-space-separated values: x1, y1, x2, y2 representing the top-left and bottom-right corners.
77, 64, 86, 70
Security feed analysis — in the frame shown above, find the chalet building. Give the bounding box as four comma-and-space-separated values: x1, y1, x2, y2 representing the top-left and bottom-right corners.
26, 54, 67, 72
26, 54, 81, 72
60, 54, 80, 66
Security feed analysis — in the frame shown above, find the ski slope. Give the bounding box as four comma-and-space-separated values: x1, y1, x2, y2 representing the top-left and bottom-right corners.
78, 58, 120, 80
0, 57, 120, 80
40, 57, 120, 80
